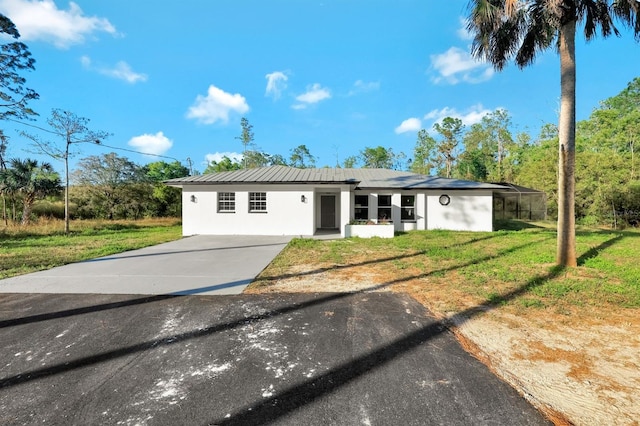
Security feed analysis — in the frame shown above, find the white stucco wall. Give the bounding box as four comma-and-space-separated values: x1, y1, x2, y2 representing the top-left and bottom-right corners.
179, 184, 494, 236
426, 190, 494, 232
181, 184, 316, 236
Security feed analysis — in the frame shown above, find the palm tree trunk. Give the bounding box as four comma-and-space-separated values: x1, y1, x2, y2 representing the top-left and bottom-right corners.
557, 18, 578, 267
64, 142, 70, 235
2, 194, 6, 226
21, 194, 34, 225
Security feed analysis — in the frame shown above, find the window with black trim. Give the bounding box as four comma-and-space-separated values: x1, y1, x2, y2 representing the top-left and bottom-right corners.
218, 192, 235, 212
401, 195, 415, 221
378, 194, 391, 221
355, 195, 368, 220
249, 192, 267, 212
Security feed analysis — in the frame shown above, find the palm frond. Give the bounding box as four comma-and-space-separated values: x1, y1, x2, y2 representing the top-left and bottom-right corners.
579, 0, 619, 39
516, 18, 557, 66
612, 0, 640, 39
468, 0, 559, 69
491, 12, 528, 69
467, 0, 639, 69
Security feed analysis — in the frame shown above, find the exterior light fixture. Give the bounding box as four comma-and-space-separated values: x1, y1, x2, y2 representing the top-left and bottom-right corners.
190, 195, 197, 203
439, 194, 450, 206
301, 195, 307, 203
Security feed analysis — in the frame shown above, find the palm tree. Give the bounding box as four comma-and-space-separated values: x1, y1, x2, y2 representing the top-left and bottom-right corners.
6, 158, 61, 224
0, 131, 9, 224
466, 0, 639, 267
0, 166, 12, 225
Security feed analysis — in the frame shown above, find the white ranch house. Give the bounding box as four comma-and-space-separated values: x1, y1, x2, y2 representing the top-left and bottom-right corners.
165, 166, 509, 237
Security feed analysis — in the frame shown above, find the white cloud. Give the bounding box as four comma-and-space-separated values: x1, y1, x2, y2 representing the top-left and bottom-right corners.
205, 152, 243, 164
0, 0, 117, 48
265, 71, 288, 99
128, 131, 172, 156
348, 80, 380, 95
394, 117, 422, 134
101, 61, 147, 83
430, 47, 494, 85
81, 56, 147, 84
186, 85, 249, 125
424, 107, 456, 122
424, 104, 492, 126
293, 83, 331, 109
456, 17, 473, 41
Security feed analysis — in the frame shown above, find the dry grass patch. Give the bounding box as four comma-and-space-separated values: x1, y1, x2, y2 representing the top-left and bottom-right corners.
0, 218, 182, 279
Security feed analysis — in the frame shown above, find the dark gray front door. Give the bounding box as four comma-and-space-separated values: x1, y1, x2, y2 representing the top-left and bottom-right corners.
320, 195, 336, 228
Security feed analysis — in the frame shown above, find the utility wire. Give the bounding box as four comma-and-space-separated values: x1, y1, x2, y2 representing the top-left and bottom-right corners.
4, 117, 183, 163
4, 117, 63, 136
94, 141, 181, 162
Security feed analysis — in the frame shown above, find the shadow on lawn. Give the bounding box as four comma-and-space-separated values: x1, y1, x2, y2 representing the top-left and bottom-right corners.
493, 219, 549, 231
258, 232, 504, 285
577, 233, 625, 266
0, 233, 625, 425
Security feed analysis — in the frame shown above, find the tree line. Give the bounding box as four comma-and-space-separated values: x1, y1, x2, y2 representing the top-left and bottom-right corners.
406, 77, 640, 229
413, 78, 639, 229
1, 154, 188, 225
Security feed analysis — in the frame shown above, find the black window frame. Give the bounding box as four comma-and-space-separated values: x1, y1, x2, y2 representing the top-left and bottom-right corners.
378, 194, 392, 221
401, 194, 416, 222
355, 194, 369, 220
217, 192, 236, 213
249, 191, 267, 213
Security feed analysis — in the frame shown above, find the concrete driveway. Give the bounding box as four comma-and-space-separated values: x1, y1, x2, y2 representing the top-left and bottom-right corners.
0, 292, 550, 425
0, 235, 291, 296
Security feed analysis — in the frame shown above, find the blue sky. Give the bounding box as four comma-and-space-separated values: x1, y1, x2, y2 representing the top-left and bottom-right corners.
1, 0, 639, 174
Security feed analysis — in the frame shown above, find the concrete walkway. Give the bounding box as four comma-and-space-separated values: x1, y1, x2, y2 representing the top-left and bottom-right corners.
0, 235, 292, 295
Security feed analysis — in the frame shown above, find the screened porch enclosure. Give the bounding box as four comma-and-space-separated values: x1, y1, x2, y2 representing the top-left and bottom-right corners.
493, 183, 546, 221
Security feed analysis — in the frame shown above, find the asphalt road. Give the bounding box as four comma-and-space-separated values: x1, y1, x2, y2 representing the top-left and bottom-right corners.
0, 292, 551, 425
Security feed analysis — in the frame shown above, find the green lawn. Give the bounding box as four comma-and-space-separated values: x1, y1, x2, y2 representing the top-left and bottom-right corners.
252, 221, 640, 311
0, 218, 182, 279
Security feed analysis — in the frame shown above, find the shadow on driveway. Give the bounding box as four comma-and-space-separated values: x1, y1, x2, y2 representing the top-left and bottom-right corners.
0, 292, 550, 425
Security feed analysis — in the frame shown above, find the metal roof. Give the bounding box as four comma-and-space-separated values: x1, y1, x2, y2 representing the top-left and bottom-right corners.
491, 182, 545, 194
165, 166, 507, 190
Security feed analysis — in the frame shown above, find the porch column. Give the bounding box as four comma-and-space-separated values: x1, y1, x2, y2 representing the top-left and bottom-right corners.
392, 193, 402, 232
340, 187, 351, 237
417, 193, 426, 230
